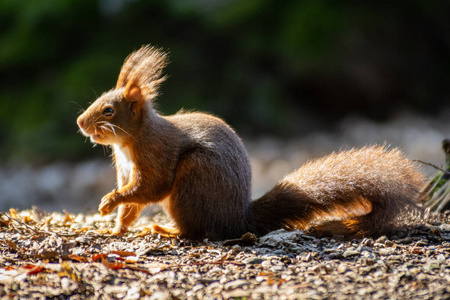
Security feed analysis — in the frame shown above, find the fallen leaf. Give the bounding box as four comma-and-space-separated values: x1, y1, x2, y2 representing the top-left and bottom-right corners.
136, 227, 152, 237
9, 208, 18, 219
23, 265, 45, 275
111, 251, 137, 257
69, 254, 88, 262
58, 261, 80, 281
5, 240, 18, 252
21, 215, 33, 224
63, 210, 73, 224
92, 253, 107, 262
216, 254, 228, 263
102, 259, 125, 270
126, 265, 153, 274
277, 279, 287, 285
34, 250, 59, 260
94, 228, 112, 234
0, 216, 10, 227
76, 227, 90, 234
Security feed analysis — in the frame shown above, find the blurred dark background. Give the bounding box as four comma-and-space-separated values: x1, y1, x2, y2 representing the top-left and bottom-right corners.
1, 0, 450, 164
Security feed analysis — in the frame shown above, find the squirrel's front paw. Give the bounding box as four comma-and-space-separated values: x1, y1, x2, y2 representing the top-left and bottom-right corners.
99, 191, 120, 216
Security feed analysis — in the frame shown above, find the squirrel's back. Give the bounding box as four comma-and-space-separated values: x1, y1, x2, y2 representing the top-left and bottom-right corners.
164, 112, 253, 240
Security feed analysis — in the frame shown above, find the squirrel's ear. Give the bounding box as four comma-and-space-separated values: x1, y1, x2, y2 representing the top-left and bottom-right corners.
123, 84, 143, 103
116, 45, 168, 101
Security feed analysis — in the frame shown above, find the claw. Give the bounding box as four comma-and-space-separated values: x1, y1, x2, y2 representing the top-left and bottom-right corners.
98, 191, 119, 216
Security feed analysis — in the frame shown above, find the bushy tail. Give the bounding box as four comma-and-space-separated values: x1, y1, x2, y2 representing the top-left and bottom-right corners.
247, 146, 426, 238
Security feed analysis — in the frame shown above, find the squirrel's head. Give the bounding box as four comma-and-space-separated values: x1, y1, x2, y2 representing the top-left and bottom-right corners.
77, 45, 168, 145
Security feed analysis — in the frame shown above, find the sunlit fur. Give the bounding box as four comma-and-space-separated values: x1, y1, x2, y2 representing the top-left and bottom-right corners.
77, 45, 426, 240
248, 146, 425, 238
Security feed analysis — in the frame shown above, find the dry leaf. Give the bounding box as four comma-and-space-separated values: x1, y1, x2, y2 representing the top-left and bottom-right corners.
76, 227, 90, 234
5, 240, 18, 252
136, 227, 152, 237
9, 208, 18, 219
69, 254, 88, 262
92, 253, 107, 262
63, 210, 73, 224
94, 228, 112, 234
0, 216, 10, 227
102, 259, 125, 270
34, 250, 59, 260
58, 261, 80, 281
110, 251, 137, 257
21, 215, 32, 224
23, 265, 45, 275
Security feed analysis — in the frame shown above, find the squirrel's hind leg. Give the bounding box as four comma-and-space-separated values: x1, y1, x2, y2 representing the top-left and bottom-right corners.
113, 204, 145, 235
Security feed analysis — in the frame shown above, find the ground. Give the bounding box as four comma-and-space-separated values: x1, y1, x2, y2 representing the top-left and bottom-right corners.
1, 208, 450, 299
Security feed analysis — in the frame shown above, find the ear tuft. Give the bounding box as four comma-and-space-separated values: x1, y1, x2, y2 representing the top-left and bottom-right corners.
124, 85, 142, 103
116, 45, 168, 101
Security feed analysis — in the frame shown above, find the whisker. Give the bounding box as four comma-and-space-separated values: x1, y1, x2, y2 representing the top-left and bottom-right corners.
97, 121, 133, 139
94, 115, 103, 123
100, 125, 112, 133
121, 205, 137, 220
70, 101, 85, 113
98, 121, 117, 136
107, 124, 117, 136
110, 124, 133, 137
88, 87, 98, 99
125, 206, 133, 219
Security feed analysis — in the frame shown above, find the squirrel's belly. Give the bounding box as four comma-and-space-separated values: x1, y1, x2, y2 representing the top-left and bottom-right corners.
114, 144, 134, 187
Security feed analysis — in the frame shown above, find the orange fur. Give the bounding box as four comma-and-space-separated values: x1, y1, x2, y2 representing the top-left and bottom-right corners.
77, 45, 426, 240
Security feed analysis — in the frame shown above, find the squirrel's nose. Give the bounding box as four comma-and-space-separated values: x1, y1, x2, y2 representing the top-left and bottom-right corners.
77, 118, 84, 129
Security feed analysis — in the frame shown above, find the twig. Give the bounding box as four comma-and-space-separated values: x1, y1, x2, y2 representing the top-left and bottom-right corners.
1, 212, 41, 234
1, 212, 61, 237
412, 160, 450, 175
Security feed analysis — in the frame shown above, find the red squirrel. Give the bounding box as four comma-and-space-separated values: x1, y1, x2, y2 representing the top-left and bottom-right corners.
77, 45, 426, 240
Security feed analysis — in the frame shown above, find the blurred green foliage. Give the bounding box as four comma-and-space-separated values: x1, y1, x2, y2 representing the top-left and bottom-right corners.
0, 0, 449, 163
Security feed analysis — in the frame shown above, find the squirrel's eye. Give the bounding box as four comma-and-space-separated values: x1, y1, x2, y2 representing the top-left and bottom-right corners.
102, 107, 114, 117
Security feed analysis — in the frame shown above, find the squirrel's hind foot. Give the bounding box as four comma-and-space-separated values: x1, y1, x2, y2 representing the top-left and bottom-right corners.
112, 224, 128, 236
151, 224, 180, 238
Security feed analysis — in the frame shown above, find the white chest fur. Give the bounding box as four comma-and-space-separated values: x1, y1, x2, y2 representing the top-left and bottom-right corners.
114, 144, 134, 187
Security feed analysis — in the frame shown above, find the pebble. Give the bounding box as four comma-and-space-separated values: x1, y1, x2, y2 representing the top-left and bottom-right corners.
436, 254, 446, 262
343, 250, 361, 258
224, 280, 250, 291
4, 205, 450, 300
243, 257, 264, 264
337, 264, 349, 273
231, 245, 241, 252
